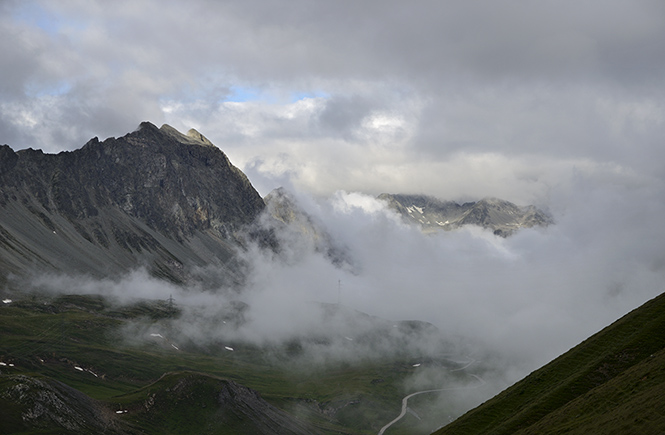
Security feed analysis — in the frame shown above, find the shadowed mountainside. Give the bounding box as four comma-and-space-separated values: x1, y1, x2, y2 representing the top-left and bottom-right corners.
0, 371, 321, 435
0, 374, 129, 434
0, 122, 265, 285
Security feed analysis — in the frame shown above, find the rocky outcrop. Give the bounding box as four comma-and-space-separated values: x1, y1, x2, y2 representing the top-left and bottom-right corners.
0, 374, 130, 434
0, 122, 265, 284
378, 194, 552, 236
263, 187, 332, 252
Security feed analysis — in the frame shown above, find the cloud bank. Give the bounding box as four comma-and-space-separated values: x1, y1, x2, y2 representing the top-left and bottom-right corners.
2, 0, 664, 203
30, 172, 665, 375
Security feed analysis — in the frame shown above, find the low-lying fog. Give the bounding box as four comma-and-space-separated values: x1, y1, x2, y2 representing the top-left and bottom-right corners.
27, 170, 665, 426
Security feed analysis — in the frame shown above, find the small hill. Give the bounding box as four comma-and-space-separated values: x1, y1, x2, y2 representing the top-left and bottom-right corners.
378, 194, 551, 236
432, 291, 665, 435
0, 371, 321, 435
115, 371, 321, 435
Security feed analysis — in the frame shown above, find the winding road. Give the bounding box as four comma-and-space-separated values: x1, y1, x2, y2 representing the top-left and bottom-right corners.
377, 361, 486, 435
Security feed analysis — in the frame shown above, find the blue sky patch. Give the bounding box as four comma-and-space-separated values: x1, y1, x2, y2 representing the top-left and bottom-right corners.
13, 2, 61, 35
223, 86, 329, 104
225, 86, 263, 103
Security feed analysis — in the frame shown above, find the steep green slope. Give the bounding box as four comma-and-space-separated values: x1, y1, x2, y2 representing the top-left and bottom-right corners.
433, 291, 665, 435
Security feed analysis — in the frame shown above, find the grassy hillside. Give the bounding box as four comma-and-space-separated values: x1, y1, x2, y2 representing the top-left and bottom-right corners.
0, 293, 471, 434
433, 291, 665, 435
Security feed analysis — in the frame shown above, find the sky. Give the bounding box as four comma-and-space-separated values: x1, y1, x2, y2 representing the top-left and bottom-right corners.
4, 0, 665, 413
2, 0, 664, 203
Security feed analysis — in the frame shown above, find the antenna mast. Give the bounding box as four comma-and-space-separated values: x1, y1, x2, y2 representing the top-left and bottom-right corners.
167, 294, 175, 314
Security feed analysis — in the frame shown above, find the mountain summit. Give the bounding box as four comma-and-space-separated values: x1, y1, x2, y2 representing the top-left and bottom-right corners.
0, 122, 265, 285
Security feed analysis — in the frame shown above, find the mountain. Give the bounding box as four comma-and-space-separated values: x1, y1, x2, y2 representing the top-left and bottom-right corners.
0, 122, 265, 286
432, 291, 665, 435
378, 194, 552, 236
263, 187, 353, 269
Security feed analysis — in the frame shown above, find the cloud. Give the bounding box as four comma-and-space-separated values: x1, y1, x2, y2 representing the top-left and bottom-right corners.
29, 167, 663, 371
23, 168, 665, 426
2, 0, 664, 205
227, 174, 665, 374
4, 0, 665, 423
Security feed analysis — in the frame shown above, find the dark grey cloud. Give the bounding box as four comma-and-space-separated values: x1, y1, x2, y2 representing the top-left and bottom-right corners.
2, 0, 664, 168
0, 0, 661, 202
316, 94, 377, 138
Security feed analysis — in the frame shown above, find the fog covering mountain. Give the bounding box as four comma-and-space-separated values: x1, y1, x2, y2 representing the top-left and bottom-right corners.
0, 123, 504, 433
1, 123, 664, 433
262, 186, 353, 270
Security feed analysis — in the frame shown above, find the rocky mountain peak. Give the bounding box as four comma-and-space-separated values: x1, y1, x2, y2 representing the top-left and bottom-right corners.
0, 122, 265, 283
186, 128, 214, 146
158, 123, 214, 147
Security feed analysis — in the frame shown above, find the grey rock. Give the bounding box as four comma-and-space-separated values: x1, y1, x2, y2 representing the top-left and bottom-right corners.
0, 122, 265, 286
378, 194, 552, 236
0, 374, 130, 434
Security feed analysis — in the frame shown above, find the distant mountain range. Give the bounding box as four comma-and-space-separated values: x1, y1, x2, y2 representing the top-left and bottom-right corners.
378, 194, 552, 237
0, 124, 548, 288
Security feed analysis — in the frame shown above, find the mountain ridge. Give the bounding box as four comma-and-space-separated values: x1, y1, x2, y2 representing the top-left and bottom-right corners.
0, 122, 265, 285
378, 193, 552, 236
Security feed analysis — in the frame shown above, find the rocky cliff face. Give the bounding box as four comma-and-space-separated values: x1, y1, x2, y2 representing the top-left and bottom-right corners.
0, 122, 265, 285
0, 374, 130, 434
378, 194, 552, 236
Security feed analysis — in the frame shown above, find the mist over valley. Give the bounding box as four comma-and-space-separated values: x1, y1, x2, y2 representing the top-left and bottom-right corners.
2, 1, 665, 432
1, 123, 664, 433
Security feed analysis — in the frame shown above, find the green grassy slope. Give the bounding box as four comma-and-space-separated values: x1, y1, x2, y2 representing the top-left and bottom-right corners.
433, 291, 665, 435
0, 293, 459, 434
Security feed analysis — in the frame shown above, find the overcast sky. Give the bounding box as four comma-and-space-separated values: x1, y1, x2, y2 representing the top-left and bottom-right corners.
9, 1, 665, 406
2, 0, 664, 203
